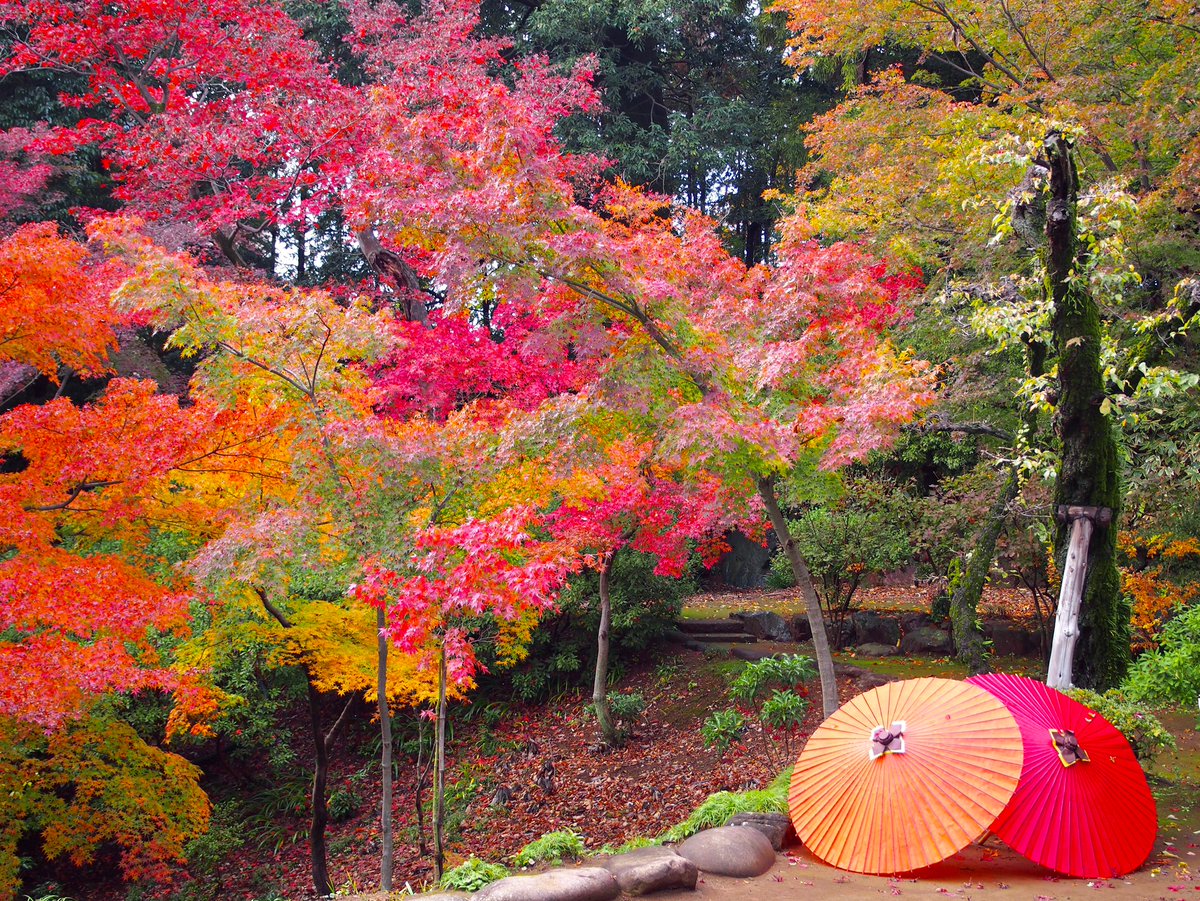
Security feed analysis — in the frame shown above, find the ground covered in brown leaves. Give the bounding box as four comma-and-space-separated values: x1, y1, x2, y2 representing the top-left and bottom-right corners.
685, 584, 1040, 620
79, 584, 1048, 899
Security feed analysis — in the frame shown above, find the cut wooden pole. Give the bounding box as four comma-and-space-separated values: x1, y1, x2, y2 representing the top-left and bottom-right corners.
1046, 506, 1112, 690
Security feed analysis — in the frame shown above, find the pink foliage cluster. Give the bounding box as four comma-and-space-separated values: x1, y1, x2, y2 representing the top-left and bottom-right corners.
352, 508, 578, 685
373, 306, 599, 421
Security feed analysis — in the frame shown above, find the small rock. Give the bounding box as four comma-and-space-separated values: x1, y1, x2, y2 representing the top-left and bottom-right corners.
835, 662, 896, 690
603, 846, 698, 895
725, 812, 797, 850
899, 626, 953, 655
855, 642, 900, 658
677, 826, 776, 877
732, 611, 794, 642
474, 868, 620, 901
851, 611, 901, 645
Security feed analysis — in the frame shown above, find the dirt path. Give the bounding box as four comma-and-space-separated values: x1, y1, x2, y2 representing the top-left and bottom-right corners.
649, 838, 1193, 901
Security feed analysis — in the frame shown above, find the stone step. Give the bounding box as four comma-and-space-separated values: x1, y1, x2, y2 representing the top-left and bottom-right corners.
666, 628, 756, 650
678, 631, 757, 644
675, 618, 747, 634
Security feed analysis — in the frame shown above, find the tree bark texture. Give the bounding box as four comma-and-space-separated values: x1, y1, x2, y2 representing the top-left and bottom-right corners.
592, 552, 620, 747
757, 476, 839, 718
256, 588, 345, 898
1046, 514, 1096, 688
356, 228, 429, 324
950, 470, 1018, 674
1044, 133, 1129, 690
433, 649, 448, 881
377, 608, 394, 892
304, 681, 332, 897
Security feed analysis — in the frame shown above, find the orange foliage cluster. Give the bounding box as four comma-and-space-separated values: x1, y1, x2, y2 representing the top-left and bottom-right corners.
0, 378, 281, 727
0, 716, 210, 897
0, 223, 122, 379
1121, 531, 1200, 649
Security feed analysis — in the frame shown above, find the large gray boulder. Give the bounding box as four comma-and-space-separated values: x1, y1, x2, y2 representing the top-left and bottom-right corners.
982, 618, 1035, 657
899, 611, 934, 634
789, 615, 838, 647
724, 812, 797, 850
733, 611, 793, 642
602, 846, 698, 895
719, 531, 774, 588
676, 826, 776, 877
474, 868, 619, 901
851, 611, 901, 645
899, 626, 953, 655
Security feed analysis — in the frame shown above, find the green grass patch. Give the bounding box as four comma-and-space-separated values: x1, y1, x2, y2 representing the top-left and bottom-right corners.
659, 769, 791, 843
513, 830, 586, 867
440, 857, 510, 892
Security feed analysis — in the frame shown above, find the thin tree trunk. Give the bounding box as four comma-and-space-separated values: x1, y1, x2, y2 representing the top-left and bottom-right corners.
305, 681, 332, 897
256, 588, 348, 898
433, 649, 448, 881
1043, 132, 1128, 690
295, 223, 306, 283
950, 470, 1018, 674
414, 714, 430, 855
377, 608, 393, 892
758, 476, 839, 718
592, 551, 620, 747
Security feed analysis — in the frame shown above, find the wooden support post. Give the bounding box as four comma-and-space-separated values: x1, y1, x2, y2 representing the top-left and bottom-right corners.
1046, 505, 1112, 690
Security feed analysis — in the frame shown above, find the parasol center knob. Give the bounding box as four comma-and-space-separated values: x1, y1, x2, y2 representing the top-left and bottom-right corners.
869, 722, 907, 759
1050, 728, 1090, 766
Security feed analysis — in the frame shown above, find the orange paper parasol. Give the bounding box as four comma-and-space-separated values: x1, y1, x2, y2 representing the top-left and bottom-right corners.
967, 673, 1157, 877
789, 677, 1023, 875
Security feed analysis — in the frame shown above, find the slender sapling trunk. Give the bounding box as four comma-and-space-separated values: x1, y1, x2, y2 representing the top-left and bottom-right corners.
758, 476, 839, 718
377, 608, 394, 892
433, 648, 448, 881
592, 551, 621, 747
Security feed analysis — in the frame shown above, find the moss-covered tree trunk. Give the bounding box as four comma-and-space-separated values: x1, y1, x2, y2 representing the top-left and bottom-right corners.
1043, 133, 1130, 690
951, 470, 1019, 674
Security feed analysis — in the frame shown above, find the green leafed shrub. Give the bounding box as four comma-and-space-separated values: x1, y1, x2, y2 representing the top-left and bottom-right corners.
759, 689, 809, 731
503, 550, 696, 701
766, 482, 913, 646
704, 655, 814, 768
513, 830, 586, 867
700, 708, 746, 753
728, 654, 816, 704
1124, 603, 1200, 707
327, 786, 361, 823
1065, 688, 1176, 761
440, 857, 510, 891
184, 801, 246, 876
